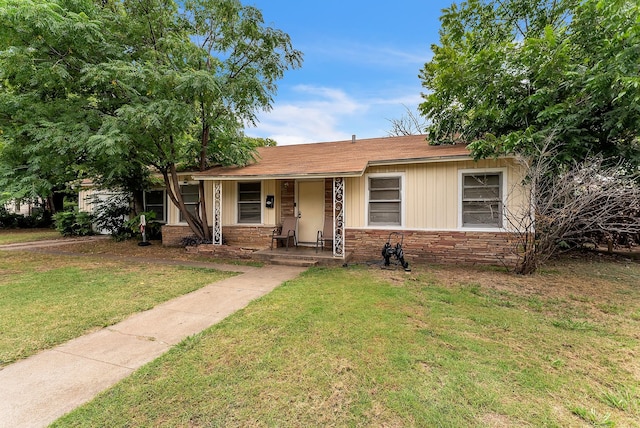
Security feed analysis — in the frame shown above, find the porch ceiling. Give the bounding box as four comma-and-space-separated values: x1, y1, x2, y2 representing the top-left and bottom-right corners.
193, 134, 473, 180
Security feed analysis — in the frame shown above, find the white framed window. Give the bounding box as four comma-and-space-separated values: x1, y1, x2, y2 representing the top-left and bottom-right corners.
459, 169, 505, 228
179, 184, 199, 223
143, 189, 166, 223
366, 173, 404, 226
237, 181, 262, 224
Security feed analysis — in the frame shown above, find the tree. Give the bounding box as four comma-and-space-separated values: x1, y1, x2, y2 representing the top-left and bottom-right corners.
0, 0, 112, 212
0, 0, 302, 240
419, 0, 640, 169
386, 104, 428, 136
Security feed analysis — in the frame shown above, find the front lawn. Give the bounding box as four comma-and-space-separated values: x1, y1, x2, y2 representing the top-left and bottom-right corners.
0, 228, 61, 245
54, 257, 640, 427
0, 251, 236, 366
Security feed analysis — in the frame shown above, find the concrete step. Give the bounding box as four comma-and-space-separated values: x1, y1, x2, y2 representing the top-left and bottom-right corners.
269, 258, 318, 267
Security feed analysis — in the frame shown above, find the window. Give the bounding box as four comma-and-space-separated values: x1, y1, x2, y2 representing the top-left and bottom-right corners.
238, 182, 261, 224
461, 172, 503, 228
179, 184, 199, 222
368, 176, 402, 226
144, 190, 166, 223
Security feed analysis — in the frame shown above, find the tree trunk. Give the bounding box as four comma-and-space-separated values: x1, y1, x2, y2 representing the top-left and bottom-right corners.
162, 166, 207, 241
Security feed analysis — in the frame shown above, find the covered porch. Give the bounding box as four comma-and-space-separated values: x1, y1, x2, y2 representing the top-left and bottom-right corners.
200, 177, 348, 260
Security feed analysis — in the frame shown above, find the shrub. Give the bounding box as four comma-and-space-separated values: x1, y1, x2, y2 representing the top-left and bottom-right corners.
180, 235, 212, 247
124, 211, 161, 241
53, 210, 94, 237
91, 194, 132, 241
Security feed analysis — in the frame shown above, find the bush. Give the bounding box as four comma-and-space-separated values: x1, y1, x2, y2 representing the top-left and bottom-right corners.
124, 211, 161, 241
0, 207, 21, 228
91, 194, 132, 241
53, 210, 94, 237
0, 206, 53, 229
180, 235, 212, 247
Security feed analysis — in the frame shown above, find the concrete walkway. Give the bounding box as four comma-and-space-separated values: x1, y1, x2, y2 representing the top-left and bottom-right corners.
0, 247, 306, 428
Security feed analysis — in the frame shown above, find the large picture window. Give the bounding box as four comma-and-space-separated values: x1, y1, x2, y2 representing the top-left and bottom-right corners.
238, 182, 261, 224
461, 172, 503, 228
179, 184, 199, 222
368, 176, 402, 226
143, 190, 166, 223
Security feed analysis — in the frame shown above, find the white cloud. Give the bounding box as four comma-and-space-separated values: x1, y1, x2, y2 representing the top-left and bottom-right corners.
247, 85, 367, 145
246, 84, 427, 145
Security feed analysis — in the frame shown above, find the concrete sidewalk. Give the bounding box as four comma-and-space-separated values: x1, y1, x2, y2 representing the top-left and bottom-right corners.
0, 263, 306, 428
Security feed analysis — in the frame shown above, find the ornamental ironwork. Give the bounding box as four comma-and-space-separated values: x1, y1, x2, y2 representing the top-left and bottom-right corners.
213, 181, 223, 245
333, 177, 345, 258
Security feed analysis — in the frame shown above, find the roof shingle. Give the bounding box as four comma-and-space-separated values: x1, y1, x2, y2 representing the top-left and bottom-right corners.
193, 134, 472, 180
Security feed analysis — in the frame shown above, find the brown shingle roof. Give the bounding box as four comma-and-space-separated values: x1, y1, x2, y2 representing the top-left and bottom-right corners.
193, 134, 472, 180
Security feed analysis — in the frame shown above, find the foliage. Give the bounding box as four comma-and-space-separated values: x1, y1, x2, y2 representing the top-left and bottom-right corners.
419, 0, 640, 169
53, 209, 94, 237
91, 193, 132, 240
0, 0, 302, 239
124, 211, 162, 241
180, 234, 212, 247
0, 206, 52, 229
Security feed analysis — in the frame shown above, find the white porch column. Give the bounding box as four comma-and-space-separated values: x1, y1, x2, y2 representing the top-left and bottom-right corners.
333, 177, 345, 258
213, 181, 223, 245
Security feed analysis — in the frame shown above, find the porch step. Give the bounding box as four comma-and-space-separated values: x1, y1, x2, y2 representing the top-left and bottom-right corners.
269, 258, 318, 267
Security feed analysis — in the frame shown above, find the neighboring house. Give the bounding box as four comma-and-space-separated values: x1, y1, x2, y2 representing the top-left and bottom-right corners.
159, 134, 530, 265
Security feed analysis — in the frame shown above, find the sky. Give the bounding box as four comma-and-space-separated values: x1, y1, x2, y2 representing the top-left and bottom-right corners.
244, 0, 455, 145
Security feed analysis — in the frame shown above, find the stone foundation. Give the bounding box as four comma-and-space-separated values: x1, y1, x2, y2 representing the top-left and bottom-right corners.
164, 225, 519, 266
162, 224, 275, 248
161, 225, 193, 247
195, 244, 257, 260
346, 229, 518, 266
221, 225, 275, 248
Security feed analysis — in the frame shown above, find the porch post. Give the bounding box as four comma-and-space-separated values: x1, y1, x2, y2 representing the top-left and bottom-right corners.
213, 180, 223, 245
333, 177, 345, 258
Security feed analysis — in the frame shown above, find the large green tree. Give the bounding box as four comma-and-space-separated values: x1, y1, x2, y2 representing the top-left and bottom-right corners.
419, 0, 640, 167
0, 0, 112, 211
0, 0, 301, 239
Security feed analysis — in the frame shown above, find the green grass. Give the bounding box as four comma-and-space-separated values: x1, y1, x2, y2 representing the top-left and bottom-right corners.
0, 251, 236, 366
53, 260, 640, 427
0, 228, 61, 245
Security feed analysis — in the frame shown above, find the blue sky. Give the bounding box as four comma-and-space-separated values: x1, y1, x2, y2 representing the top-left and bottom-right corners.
244, 0, 455, 145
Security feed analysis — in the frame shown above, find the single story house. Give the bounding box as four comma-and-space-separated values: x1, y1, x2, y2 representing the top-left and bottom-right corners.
158, 134, 529, 265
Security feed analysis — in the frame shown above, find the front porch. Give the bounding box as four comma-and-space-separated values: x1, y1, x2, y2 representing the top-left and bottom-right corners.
194, 243, 352, 267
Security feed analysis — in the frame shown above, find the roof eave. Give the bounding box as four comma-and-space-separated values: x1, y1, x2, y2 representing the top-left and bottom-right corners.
192, 171, 365, 181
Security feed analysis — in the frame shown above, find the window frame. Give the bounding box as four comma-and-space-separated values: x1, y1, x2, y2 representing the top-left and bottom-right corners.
237, 181, 262, 225
143, 189, 167, 223
458, 168, 507, 230
365, 173, 405, 227
178, 183, 200, 224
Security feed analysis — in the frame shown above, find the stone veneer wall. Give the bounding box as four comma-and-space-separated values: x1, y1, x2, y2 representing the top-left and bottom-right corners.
221, 225, 275, 248
345, 229, 518, 266
161, 225, 193, 247
162, 224, 274, 248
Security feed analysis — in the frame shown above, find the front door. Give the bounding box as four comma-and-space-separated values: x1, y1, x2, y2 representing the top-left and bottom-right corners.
296, 180, 325, 244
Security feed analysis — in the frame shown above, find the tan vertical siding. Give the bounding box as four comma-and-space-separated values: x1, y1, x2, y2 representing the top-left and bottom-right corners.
345, 176, 364, 227
348, 158, 527, 230
263, 179, 277, 226
221, 181, 235, 226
